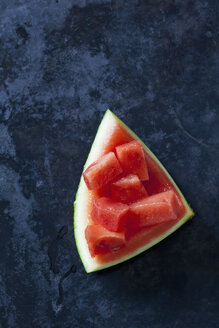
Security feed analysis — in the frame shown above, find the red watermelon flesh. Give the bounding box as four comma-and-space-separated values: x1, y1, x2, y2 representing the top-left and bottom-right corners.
96, 220, 179, 264
115, 140, 149, 180
83, 152, 122, 190
85, 225, 125, 257
84, 128, 186, 264
111, 174, 148, 204
128, 190, 181, 229
91, 197, 129, 232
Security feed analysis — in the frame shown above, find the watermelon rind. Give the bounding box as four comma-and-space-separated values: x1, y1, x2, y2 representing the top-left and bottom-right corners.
74, 110, 194, 273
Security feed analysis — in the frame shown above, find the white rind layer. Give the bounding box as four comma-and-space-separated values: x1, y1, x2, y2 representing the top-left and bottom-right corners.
74, 110, 194, 273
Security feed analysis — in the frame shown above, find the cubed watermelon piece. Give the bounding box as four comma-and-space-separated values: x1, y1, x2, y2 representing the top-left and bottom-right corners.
83, 152, 122, 190
111, 174, 148, 204
127, 190, 181, 230
85, 225, 125, 257
115, 140, 149, 180
92, 197, 129, 232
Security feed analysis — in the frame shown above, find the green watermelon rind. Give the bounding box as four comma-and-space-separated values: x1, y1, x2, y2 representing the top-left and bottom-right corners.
74, 110, 194, 273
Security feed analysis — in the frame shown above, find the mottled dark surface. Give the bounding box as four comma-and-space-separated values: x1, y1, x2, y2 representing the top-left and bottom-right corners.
0, 0, 218, 327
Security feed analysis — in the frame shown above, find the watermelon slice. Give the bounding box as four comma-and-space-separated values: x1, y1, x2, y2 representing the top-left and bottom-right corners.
74, 110, 194, 273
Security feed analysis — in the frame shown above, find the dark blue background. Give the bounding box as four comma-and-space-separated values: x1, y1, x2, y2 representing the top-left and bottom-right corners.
0, 1, 218, 327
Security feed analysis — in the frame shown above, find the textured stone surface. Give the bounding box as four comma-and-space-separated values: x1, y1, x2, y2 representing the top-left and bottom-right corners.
0, 0, 218, 327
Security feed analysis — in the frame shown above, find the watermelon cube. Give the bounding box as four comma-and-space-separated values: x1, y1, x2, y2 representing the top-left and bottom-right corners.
111, 174, 148, 204
115, 140, 149, 180
83, 152, 122, 190
128, 190, 181, 229
85, 225, 126, 257
91, 197, 129, 232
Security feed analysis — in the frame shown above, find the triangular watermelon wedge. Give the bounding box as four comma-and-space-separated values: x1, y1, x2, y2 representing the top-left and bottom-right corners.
74, 110, 194, 273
